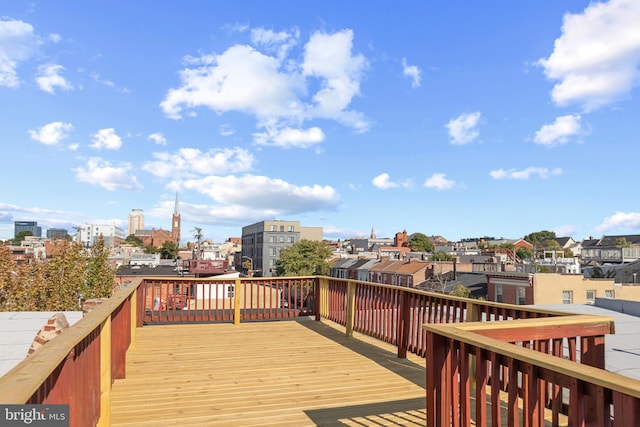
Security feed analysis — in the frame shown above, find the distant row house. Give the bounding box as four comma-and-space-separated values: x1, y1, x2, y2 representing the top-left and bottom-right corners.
330, 258, 475, 291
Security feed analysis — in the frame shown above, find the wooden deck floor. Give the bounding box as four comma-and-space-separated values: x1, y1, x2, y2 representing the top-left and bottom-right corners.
110, 318, 427, 426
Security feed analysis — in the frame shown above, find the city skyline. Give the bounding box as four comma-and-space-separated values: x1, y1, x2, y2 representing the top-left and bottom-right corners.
1, 1, 640, 243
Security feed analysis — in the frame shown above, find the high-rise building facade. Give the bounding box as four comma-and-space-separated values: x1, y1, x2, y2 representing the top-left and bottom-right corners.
78, 223, 126, 248
14, 221, 42, 238
128, 209, 144, 236
241, 220, 323, 277
46, 228, 69, 240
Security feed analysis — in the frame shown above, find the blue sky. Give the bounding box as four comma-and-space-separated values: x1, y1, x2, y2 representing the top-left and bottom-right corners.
1, 0, 640, 244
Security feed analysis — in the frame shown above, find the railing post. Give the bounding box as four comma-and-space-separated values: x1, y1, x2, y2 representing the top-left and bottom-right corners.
397, 290, 410, 358
129, 291, 137, 349
314, 277, 325, 321
233, 278, 242, 325
345, 281, 356, 337
466, 301, 480, 390
97, 317, 111, 427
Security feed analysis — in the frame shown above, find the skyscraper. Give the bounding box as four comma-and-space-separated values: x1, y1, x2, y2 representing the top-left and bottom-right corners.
128, 209, 144, 236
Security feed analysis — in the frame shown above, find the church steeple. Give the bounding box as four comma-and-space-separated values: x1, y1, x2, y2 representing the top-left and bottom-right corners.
172, 192, 181, 246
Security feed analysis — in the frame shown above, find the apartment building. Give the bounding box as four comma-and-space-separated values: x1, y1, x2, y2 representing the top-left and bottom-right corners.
240, 220, 323, 277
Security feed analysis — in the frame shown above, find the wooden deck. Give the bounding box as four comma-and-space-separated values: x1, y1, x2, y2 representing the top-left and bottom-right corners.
110, 318, 427, 426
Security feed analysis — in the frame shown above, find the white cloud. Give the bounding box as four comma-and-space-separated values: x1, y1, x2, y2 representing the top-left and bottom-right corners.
160, 27, 370, 142
142, 147, 254, 178
595, 211, 640, 233
161, 44, 302, 119
148, 132, 167, 145
250, 27, 299, 60
74, 158, 143, 191
91, 128, 122, 150
0, 19, 40, 87
178, 174, 340, 215
35, 64, 73, 93
446, 112, 481, 145
48, 33, 61, 43
253, 126, 325, 148
28, 121, 73, 145
489, 167, 563, 180
554, 225, 576, 237
533, 114, 587, 146
537, 0, 640, 111
424, 173, 456, 191
302, 29, 369, 132
402, 58, 421, 88
220, 124, 234, 136
372, 173, 413, 190
372, 173, 398, 190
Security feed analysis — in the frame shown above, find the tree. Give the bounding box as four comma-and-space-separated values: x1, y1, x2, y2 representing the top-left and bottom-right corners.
431, 251, 453, 261
275, 240, 333, 277
516, 247, 533, 260
10, 231, 33, 245
615, 237, 631, 248
448, 284, 471, 298
145, 245, 159, 254
407, 233, 434, 252
523, 230, 556, 245
124, 234, 144, 247
160, 241, 179, 259
83, 237, 115, 299
0, 239, 114, 312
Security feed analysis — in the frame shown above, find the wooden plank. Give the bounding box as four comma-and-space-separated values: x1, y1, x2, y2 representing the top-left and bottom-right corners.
111, 320, 427, 426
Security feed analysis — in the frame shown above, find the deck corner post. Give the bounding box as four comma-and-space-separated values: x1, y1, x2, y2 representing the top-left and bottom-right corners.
233, 278, 242, 325
397, 290, 410, 359
345, 281, 356, 337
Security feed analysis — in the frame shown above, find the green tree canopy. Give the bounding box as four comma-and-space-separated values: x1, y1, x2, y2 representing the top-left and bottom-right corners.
274, 240, 333, 277
160, 241, 179, 259
407, 233, 434, 252
448, 284, 471, 298
10, 231, 33, 245
516, 247, 533, 260
523, 230, 556, 245
431, 251, 453, 261
124, 234, 144, 247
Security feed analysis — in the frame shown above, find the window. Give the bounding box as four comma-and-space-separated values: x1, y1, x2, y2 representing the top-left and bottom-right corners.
586, 290, 596, 304
517, 287, 526, 305
496, 285, 503, 303
562, 290, 573, 304
605, 289, 615, 298
269, 236, 276, 243
287, 225, 294, 232
270, 247, 277, 256
279, 236, 284, 243
269, 225, 276, 232
280, 225, 284, 232
288, 236, 295, 243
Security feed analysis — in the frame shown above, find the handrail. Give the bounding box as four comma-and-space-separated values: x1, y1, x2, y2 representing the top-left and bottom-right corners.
0, 277, 142, 427
0, 275, 629, 426
424, 319, 640, 426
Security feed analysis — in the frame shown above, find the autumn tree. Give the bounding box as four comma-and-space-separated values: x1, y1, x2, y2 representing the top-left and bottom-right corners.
275, 240, 333, 277
407, 233, 434, 252
0, 238, 114, 312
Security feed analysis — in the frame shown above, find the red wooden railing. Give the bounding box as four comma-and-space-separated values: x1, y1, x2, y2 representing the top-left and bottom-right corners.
141, 277, 317, 324
0, 279, 138, 427
424, 316, 640, 426
1, 275, 639, 427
